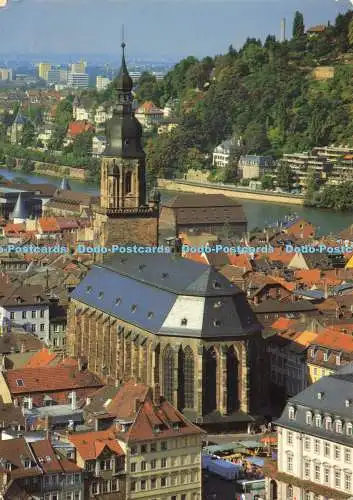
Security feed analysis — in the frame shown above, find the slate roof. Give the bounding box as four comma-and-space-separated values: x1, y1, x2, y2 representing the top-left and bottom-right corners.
12, 193, 28, 220
71, 254, 261, 339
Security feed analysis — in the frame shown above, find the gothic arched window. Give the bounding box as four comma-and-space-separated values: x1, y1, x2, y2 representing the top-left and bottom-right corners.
184, 346, 194, 408
163, 346, 174, 403
125, 171, 132, 194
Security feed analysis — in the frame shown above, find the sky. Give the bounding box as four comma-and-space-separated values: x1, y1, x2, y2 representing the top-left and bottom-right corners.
0, 0, 351, 61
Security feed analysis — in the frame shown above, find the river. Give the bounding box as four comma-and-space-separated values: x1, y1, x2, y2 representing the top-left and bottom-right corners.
1, 168, 352, 236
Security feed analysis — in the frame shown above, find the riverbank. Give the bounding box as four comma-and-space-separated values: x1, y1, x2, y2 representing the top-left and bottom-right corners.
157, 179, 305, 205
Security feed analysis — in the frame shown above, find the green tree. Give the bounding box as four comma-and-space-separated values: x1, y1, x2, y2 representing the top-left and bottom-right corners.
21, 122, 36, 148
261, 175, 275, 190
22, 158, 34, 173
5, 156, 16, 170
276, 162, 294, 191
48, 124, 67, 151
305, 169, 320, 204
292, 11, 305, 38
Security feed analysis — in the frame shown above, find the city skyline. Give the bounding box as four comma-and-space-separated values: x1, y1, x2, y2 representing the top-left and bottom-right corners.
0, 0, 350, 61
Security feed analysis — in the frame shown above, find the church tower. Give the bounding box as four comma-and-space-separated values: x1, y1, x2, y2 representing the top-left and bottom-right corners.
93, 42, 160, 248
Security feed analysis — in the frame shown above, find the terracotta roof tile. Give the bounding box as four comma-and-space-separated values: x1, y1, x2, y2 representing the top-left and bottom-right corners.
38, 217, 60, 233
311, 328, 353, 352
68, 430, 124, 460
24, 349, 59, 368
5, 366, 103, 394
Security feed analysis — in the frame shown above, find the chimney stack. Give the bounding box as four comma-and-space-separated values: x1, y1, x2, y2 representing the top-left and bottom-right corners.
70, 391, 77, 411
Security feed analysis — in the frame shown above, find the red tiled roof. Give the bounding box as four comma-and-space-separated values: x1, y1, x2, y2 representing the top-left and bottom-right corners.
4, 223, 26, 234
68, 120, 94, 137
271, 317, 297, 331
311, 328, 353, 352
38, 217, 60, 233
227, 253, 253, 271
30, 439, 80, 473
24, 349, 59, 369
68, 430, 124, 460
136, 101, 163, 114
5, 366, 103, 394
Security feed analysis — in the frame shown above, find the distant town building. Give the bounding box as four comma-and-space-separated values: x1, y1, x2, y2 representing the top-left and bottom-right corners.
212, 136, 242, 168
70, 60, 87, 73
38, 62, 52, 81
67, 72, 89, 89
0, 68, 13, 81
92, 135, 107, 156
135, 100, 164, 128
47, 69, 61, 85
238, 155, 274, 179
281, 152, 331, 188
160, 193, 248, 238
96, 75, 111, 91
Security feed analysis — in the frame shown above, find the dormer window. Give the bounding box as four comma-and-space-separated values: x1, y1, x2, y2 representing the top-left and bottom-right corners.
336, 354, 342, 365
317, 392, 324, 400
35, 296, 41, 303
86, 285, 93, 294
147, 312, 154, 319
306, 411, 313, 425
213, 320, 221, 327
153, 425, 161, 433
325, 416, 332, 431
288, 406, 296, 420
212, 281, 221, 289
346, 399, 351, 408
181, 318, 187, 326
347, 423, 353, 436
131, 305, 137, 312
98, 292, 104, 300
323, 352, 328, 362
336, 420, 343, 434
115, 298, 121, 305
315, 414, 322, 427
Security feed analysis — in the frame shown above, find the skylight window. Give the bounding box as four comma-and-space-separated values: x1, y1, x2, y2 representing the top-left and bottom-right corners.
86, 285, 93, 294
98, 292, 104, 299
147, 312, 154, 319
16, 379, 24, 387
181, 318, 187, 326
213, 320, 221, 327
115, 298, 121, 305
131, 304, 137, 312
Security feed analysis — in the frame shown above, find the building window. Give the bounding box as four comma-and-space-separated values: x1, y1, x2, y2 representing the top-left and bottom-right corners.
306, 411, 312, 425
31, 324, 36, 332
315, 414, 322, 427
288, 406, 296, 420
130, 480, 136, 492
22, 311, 26, 319
347, 423, 353, 436
161, 457, 167, 468
161, 441, 167, 451
287, 454, 293, 473
40, 324, 45, 332
314, 463, 320, 481
324, 442, 330, 457
100, 459, 112, 470
163, 345, 174, 403
31, 311, 36, 318
10, 312, 15, 319
304, 492, 310, 500
184, 346, 195, 408
314, 439, 320, 454
151, 477, 156, 489
335, 469, 341, 488
335, 445, 341, 460
304, 436, 310, 451
150, 443, 157, 453
130, 446, 138, 455
336, 420, 343, 433
151, 459, 156, 469
287, 431, 293, 445
304, 461, 310, 479
141, 461, 146, 471
130, 463, 136, 473
40, 309, 45, 318
141, 480, 146, 490
141, 444, 147, 453
161, 477, 167, 487
345, 473, 352, 492
325, 417, 332, 431
324, 466, 330, 484
345, 448, 351, 463
287, 485, 293, 498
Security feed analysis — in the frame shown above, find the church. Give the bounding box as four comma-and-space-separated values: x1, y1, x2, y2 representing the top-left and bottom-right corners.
67, 43, 268, 428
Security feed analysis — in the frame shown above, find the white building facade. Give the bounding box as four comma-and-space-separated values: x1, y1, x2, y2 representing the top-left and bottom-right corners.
266, 372, 353, 500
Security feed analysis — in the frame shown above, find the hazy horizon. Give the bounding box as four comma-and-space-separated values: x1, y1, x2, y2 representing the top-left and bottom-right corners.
0, 0, 351, 61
